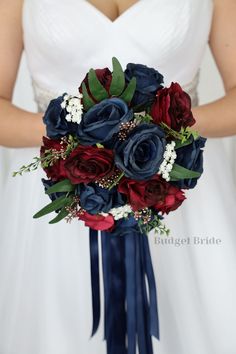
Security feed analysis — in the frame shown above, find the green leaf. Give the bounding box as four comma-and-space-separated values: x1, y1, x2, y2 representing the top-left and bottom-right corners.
46, 179, 75, 195
170, 164, 201, 181
175, 139, 193, 149
109, 57, 125, 96
88, 69, 109, 102
190, 129, 200, 140
49, 208, 69, 224
108, 172, 125, 190
119, 77, 137, 103
33, 196, 72, 219
134, 113, 153, 124
81, 82, 95, 111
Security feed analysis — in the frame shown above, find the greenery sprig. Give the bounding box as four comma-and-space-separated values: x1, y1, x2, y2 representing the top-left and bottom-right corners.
12, 157, 43, 177
160, 122, 199, 148
108, 171, 125, 190
134, 113, 153, 124
138, 214, 170, 236
13, 134, 79, 177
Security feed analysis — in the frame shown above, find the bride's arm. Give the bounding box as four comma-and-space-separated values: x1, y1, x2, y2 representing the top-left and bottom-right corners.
193, 0, 236, 138
0, 0, 45, 148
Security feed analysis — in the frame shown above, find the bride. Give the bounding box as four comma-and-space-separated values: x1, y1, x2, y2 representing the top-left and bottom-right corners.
0, 0, 236, 353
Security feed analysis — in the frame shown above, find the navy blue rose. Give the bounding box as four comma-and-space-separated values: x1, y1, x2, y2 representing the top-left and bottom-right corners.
42, 179, 67, 202
77, 98, 133, 146
125, 63, 164, 109
114, 123, 166, 180
77, 184, 126, 215
174, 137, 206, 189
43, 95, 76, 138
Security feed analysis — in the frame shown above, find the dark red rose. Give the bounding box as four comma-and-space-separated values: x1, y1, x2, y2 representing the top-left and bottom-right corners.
79, 68, 112, 101
118, 175, 185, 214
150, 82, 196, 131
78, 211, 115, 231
64, 145, 114, 184
154, 184, 186, 214
40, 136, 67, 181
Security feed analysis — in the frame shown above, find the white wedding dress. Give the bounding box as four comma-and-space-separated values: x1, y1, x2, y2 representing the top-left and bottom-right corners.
1, 0, 236, 353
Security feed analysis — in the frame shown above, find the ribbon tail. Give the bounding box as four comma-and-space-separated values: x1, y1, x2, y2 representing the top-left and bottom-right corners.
89, 228, 101, 336
101, 231, 111, 341
136, 232, 153, 354
125, 233, 136, 354
101, 231, 127, 354
142, 234, 160, 340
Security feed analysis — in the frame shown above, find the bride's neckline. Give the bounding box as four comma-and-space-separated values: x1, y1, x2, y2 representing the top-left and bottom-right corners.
84, 0, 143, 23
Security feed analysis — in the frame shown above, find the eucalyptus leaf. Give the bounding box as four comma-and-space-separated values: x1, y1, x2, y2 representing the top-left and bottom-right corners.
109, 57, 125, 96
82, 82, 95, 111
119, 77, 137, 103
170, 163, 201, 180
49, 208, 69, 224
46, 179, 75, 195
33, 196, 72, 219
88, 69, 109, 102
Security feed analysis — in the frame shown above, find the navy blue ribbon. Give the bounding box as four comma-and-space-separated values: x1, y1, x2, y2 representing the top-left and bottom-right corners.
89, 217, 160, 354
89, 229, 100, 336
125, 232, 136, 354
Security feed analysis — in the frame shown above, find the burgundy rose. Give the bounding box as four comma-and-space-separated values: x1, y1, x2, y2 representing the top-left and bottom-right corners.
79, 68, 112, 101
118, 175, 185, 214
154, 184, 186, 214
150, 82, 196, 131
64, 145, 114, 184
40, 136, 67, 181
78, 211, 114, 231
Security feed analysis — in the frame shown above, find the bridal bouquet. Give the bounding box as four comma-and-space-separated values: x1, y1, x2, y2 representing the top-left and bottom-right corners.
14, 58, 206, 354
15, 58, 205, 233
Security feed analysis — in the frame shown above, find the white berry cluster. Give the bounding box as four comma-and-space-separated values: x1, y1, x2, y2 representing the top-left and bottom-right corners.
103, 205, 133, 221
60, 93, 83, 124
158, 141, 177, 182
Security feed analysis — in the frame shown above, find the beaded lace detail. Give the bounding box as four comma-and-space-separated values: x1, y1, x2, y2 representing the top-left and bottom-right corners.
32, 71, 200, 113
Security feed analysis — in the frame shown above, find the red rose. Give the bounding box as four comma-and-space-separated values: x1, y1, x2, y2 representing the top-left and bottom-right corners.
154, 184, 186, 214
79, 211, 114, 231
64, 145, 114, 184
118, 175, 185, 214
79, 68, 112, 101
150, 82, 196, 131
40, 136, 67, 181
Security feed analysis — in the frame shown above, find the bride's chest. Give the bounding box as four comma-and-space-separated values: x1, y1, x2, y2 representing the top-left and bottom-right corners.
84, 0, 141, 22
23, 0, 212, 56
23, 0, 213, 90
